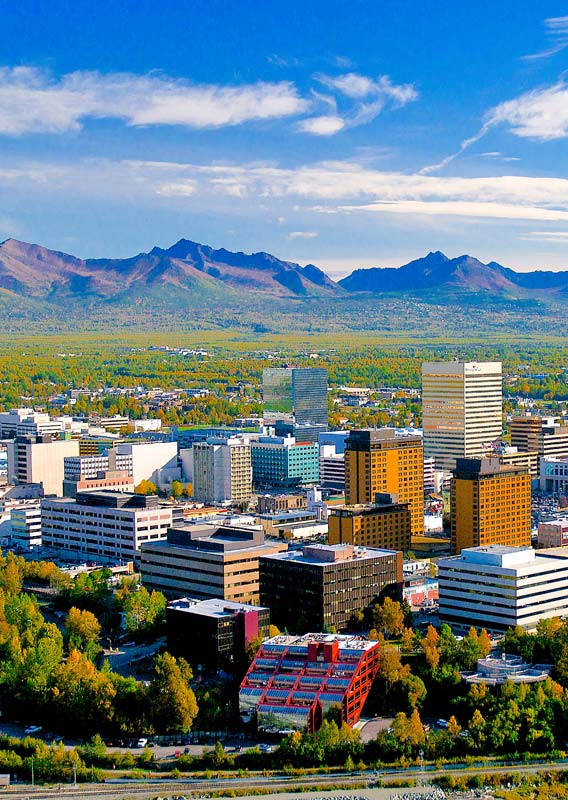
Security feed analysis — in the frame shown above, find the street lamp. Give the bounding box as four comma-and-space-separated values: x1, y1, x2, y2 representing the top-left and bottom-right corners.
30, 755, 34, 787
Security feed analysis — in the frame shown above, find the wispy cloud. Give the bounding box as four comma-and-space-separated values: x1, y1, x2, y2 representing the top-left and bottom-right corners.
524, 16, 568, 61
481, 151, 520, 162
5, 156, 568, 227
487, 81, 568, 140
0, 67, 309, 134
300, 72, 418, 136
521, 230, 568, 242
288, 230, 318, 239
420, 80, 568, 174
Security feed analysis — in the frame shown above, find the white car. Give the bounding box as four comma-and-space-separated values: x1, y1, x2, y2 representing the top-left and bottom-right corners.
24, 725, 42, 735
136, 738, 148, 748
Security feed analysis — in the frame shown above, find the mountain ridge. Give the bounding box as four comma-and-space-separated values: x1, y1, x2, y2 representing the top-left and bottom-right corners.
1, 237, 568, 308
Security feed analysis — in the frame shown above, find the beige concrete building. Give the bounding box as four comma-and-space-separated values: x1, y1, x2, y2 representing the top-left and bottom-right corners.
140, 524, 287, 602
7, 435, 80, 496
193, 437, 252, 504
422, 361, 502, 470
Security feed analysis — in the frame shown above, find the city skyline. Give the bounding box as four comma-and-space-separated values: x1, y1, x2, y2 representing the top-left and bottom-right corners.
1, 1, 568, 276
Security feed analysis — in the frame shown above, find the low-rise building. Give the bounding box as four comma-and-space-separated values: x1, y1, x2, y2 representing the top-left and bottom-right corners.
257, 493, 307, 514
41, 491, 172, 563
260, 543, 402, 633
438, 544, 568, 631
538, 517, 568, 548
166, 597, 270, 671
140, 524, 286, 603
239, 633, 380, 733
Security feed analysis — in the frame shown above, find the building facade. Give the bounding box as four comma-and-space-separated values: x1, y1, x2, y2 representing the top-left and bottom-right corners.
41, 491, 172, 563
263, 367, 328, 442
166, 597, 270, 671
450, 457, 531, 554
422, 361, 503, 470
439, 545, 568, 631
192, 437, 252, 505
10, 501, 42, 550
7, 435, 80, 496
328, 497, 412, 552
140, 524, 287, 602
251, 436, 319, 488
239, 633, 380, 733
260, 543, 402, 633
344, 428, 424, 537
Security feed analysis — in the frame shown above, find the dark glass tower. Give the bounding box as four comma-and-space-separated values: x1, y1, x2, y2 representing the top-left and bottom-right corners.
263, 367, 328, 442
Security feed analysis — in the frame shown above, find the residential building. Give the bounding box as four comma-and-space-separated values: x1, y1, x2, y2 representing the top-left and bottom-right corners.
140, 524, 286, 602
422, 361, 503, 470
10, 501, 42, 550
251, 435, 319, 488
538, 518, 568, 548
192, 437, 252, 504
239, 633, 380, 733
260, 543, 402, 633
41, 491, 172, 563
166, 597, 270, 671
344, 428, 424, 537
328, 495, 412, 552
263, 367, 328, 442
450, 457, 531, 554
7, 435, 80, 496
438, 544, 568, 631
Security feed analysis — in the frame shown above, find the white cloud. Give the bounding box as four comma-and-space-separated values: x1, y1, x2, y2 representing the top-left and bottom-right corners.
317, 72, 417, 104
288, 230, 318, 239
340, 200, 568, 222
487, 82, 568, 140
297, 115, 345, 135
300, 72, 418, 136
0, 67, 309, 134
6, 156, 568, 227
524, 16, 568, 60
521, 230, 568, 243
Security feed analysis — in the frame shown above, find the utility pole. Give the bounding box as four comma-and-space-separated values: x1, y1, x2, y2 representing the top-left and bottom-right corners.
31, 755, 34, 787
73, 761, 77, 787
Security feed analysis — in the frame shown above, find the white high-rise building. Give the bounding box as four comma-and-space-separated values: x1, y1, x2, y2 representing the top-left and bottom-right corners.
422, 361, 502, 470
192, 437, 252, 505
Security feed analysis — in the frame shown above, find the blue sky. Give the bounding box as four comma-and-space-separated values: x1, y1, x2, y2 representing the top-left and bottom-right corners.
2, 0, 568, 276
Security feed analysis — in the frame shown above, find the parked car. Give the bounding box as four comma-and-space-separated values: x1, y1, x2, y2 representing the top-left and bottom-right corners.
24, 725, 42, 735
136, 738, 148, 748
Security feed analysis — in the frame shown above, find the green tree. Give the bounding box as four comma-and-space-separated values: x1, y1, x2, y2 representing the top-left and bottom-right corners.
135, 479, 158, 495
121, 587, 166, 635
373, 597, 404, 639
65, 607, 101, 658
148, 653, 198, 733
170, 480, 184, 498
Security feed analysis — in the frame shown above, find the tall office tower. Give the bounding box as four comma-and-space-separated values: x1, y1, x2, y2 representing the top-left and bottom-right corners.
422, 361, 503, 470
263, 367, 328, 442
192, 436, 252, 504
450, 457, 531, 554
344, 429, 424, 536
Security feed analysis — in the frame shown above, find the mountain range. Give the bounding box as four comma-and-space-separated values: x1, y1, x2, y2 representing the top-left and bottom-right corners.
1, 237, 568, 308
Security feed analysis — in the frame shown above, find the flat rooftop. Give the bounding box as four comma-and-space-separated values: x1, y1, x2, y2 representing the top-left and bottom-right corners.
262, 543, 397, 566
264, 632, 378, 652
168, 597, 268, 618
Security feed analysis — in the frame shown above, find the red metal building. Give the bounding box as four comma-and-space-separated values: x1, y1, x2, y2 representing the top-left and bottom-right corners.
239, 633, 380, 733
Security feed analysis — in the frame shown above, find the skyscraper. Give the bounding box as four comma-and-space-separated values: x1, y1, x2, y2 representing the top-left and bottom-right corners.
263, 367, 328, 442
450, 457, 531, 554
344, 428, 424, 537
422, 361, 502, 470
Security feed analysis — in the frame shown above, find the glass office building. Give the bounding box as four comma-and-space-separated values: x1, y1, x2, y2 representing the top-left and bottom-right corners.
263, 367, 328, 442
